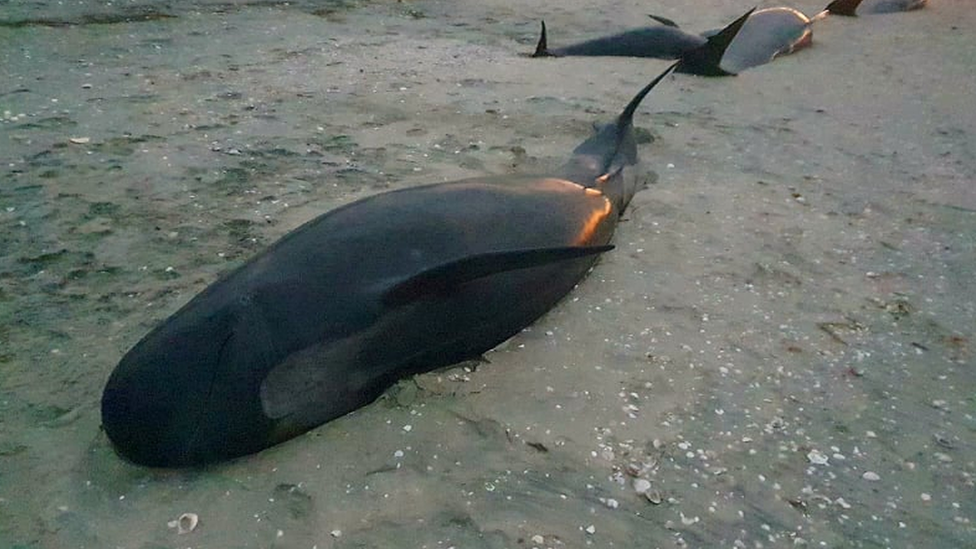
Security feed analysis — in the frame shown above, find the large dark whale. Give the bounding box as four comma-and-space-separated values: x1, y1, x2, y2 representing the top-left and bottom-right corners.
532, 8, 754, 76
101, 60, 693, 467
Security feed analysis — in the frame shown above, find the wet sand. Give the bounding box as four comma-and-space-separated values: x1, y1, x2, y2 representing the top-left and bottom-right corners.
1, 0, 974, 547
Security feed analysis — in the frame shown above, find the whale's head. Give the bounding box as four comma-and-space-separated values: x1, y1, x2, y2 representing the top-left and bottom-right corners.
101, 288, 281, 467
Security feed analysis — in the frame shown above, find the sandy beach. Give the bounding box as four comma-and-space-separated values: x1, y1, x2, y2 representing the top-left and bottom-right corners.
1, 0, 973, 547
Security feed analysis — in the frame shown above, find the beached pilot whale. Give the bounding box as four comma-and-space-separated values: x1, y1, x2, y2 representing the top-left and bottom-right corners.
101, 60, 688, 467
532, 8, 755, 76
833, 0, 927, 14
696, 0, 864, 73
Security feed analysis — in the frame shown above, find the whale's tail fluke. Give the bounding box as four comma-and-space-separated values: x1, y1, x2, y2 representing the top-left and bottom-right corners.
647, 14, 680, 28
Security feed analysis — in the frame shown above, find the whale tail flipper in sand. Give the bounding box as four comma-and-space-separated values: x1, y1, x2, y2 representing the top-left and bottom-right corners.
531, 21, 554, 58
646, 14, 680, 28
822, 0, 866, 17
677, 7, 755, 76
826, 0, 925, 16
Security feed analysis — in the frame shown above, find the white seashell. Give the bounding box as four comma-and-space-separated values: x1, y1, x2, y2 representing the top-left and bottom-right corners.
644, 489, 663, 505
172, 512, 198, 534
806, 449, 829, 465
633, 478, 652, 494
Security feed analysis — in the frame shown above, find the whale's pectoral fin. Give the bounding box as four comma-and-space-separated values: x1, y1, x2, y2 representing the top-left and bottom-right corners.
260, 335, 373, 423
647, 14, 680, 28
382, 245, 614, 307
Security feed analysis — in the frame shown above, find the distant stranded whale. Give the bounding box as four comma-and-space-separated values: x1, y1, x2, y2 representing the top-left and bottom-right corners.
532, 8, 755, 76
101, 59, 700, 467
698, 0, 864, 73
838, 0, 928, 14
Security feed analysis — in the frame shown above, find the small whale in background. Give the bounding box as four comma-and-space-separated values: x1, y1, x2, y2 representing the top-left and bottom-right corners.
533, 19, 706, 60
697, 0, 864, 73
102, 62, 682, 467
532, 8, 755, 77
833, 0, 928, 14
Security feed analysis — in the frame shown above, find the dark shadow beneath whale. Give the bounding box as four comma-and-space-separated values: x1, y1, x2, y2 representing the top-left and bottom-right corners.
102, 62, 685, 467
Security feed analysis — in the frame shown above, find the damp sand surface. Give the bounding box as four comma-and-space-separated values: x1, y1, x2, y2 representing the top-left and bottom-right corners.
1, 0, 974, 547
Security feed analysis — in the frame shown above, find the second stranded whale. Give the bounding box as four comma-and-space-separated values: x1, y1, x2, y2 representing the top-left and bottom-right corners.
532, 8, 754, 76
845, 0, 928, 14
533, 2, 869, 74
101, 60, 698, 467
699, 0, 864, 73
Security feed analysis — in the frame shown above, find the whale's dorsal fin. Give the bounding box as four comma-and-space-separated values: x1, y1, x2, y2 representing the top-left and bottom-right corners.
382, 245, 613, 307
532, 20, 555, 57
677, 7, 755, 76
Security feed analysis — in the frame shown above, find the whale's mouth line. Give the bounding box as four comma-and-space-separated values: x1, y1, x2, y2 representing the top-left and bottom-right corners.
179, 331, 234, 465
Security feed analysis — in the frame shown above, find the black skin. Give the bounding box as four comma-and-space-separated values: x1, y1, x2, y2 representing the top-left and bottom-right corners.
101, 64, 679, 468
534, 21, 707, 59
829, 0, 925, 15
822, 0, 866, 16
532, 8, 755, 77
